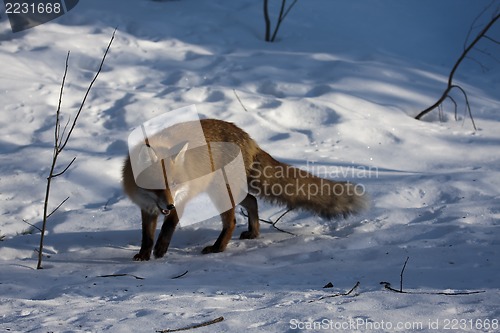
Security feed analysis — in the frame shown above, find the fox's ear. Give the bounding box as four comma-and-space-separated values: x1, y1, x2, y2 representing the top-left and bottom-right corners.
174, 142, 189, 165
137, 144, 159, 167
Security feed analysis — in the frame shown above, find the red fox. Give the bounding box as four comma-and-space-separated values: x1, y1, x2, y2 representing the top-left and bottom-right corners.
122, 119, 367, 261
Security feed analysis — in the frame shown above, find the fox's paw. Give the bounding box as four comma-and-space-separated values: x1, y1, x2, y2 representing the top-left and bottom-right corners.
153, 246, 167, 259
133, 252, 151, 261
240, 231, 259, 239
202, 245, 215, 254
202, 245, 225, 254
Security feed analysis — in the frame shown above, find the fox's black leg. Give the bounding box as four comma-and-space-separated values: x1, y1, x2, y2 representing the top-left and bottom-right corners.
239, 194, 260, 239
134, 210, 158, 261
202, 207, 236, 254
153, 211, 180, 259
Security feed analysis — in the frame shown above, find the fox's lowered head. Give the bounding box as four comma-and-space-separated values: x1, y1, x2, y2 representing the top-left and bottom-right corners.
122, 140, 196, 219
127, 187, 175, 216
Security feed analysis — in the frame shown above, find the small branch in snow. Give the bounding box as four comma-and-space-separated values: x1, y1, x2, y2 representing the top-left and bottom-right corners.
263, 0, 299, 42
156, 316, 224, 333
240, 208, 295, 236
36, 29, 116, 269
400, 256, 409, 292
171, 270, 189, 279
232, 89, 248, 112
98, 273, 145, 280
310, 281, 360, 302
415, 9, 499, 127
46, 196, 70, 219
380, 282, 485, 296
483, 35, 499, 44
22, 219, 42, 233
381, 256, 485, 296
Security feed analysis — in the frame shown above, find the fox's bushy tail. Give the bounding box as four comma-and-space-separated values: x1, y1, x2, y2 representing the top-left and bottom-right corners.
248, 149, 367, 219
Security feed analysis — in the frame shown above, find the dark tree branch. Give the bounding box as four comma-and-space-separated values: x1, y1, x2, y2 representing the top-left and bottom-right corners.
37, 51, 71, 269
46, 196, 70, 219
483, 35, 500, 44
445, 95, 458, 120
171, 270, 189, 279
400, 256, 409, 292
270, 0, 287, 42
473, 47, 500, 63
415, 13, 499, 123
380, 282, 485, 296
37, 29, 116, 269
59, 29, 116, 151
450, 84, 476, 129
263, 0, 271, 42
240, 208, 295, 235
264, 0, 299, 42
233, 89, 248, 112
156, 316, 224, 333
463, 0, 495, 49
281, 0, 299, 21
380, 256, 485, 296
22, 219, 42, 233
310, 281, 360, 302
51, 157, 76, 178
54, 51, 70, 148
99, 274, 145, 280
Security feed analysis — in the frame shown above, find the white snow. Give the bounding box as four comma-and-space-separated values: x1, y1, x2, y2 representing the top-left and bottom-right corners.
1, 0, 499, 332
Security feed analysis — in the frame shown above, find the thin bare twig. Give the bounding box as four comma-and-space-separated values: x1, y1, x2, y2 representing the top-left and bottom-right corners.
51, 157, 76, 178
264, 0, 299, 42
271, 0, 299, 42
310, 281, 360, 302
463, 0, 494, 49
156, 316, 224, 333
473, 47, 500, 64
270, 0, 287, 42
54, 51, 69, 147
22, 219, 42, 233
483, 35, 500, 44
46, 196, 70, 219
37, 51, 71, 269
444, 95, 458, 120
415, 13, 499, 125
400, 256, 409, 292
37, 29, 116, 269
98, 274, 145, 280
380, 256, 485, 296
171, 270, 189, 279
263, 0, 271, 42
240, 208, 295, 235
233, 89, 248, 112
59, 28, 116, 151
380, 282, 485, 296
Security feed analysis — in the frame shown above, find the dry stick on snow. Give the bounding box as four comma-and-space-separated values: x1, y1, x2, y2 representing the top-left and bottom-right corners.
400, 256, 410, 292
156, 316, 224, 333
310, 281, 361, 302
98, 273, 145, 280
232, 89, 248, 112
171, 270, 189, 279
36, 29, 116, 269
380, 282, 485, 296
22, 219, 42, 233
414, 12, 500, 127
380, 256, 485, 296
240, 208, 295, 236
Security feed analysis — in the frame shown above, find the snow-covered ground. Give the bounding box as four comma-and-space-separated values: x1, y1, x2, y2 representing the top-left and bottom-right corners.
1, 0, 499, 332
